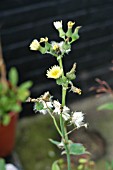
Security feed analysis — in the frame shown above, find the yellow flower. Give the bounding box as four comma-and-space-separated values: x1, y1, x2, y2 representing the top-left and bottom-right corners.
46, 66, 63, 79
40, 37, 48, 43
52, 44, 59, 51
30, 39, 40, 50
67, 21, 75, 29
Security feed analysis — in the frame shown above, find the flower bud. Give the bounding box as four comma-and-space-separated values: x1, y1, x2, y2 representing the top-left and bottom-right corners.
71, 26, 81, 42
53, 21, 65, 39
29, 39, 40, 51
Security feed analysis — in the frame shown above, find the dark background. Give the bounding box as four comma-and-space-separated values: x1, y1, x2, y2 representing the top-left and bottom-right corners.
0, 0, 113, 116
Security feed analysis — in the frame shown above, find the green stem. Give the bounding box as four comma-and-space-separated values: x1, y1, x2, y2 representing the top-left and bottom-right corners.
58, 57, 71, 170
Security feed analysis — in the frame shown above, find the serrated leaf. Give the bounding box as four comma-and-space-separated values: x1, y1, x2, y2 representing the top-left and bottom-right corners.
97, 103, 113, 111
0, 158, 6, 170
34, 102, 44, 111
69, 143, 86, 155
8, 67, 18, 86
52, 161, 60, 170
49, 138, 60, 146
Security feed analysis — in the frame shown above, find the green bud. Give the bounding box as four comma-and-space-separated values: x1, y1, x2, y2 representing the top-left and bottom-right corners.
66, 28, 72, 38
39, 46, 47, 54
71, 26, 81, 43
58, 28, 65, 39
66, 63, 76, 80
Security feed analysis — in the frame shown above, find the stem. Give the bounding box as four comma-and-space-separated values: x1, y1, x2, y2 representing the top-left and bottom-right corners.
58, 57, 71, 170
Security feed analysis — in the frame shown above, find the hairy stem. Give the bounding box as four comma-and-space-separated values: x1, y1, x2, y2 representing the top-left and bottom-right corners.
58, 57, 71, 170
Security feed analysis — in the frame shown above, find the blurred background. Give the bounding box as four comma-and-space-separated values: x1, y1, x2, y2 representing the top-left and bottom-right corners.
1, 1, 113, 170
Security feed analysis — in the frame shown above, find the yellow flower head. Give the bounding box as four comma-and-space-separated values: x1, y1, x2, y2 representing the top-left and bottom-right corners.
30, 39, 40, 51
52, 44, 59, 51
40, 37, 48, 43
46, 65, 63, 79
67, 21, 75, 29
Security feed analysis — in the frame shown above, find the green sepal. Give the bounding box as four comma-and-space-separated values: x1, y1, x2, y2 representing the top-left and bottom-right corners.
58, 28, 65, 39
97, 102, 113, 111
71, 26, 81, 43
34, 102, 44, 111
8, 67, 18, 86
66, 28, 72, 38
52, 161, 60, 170
0, 158, 6, 170
66, 63, 76, 80
39, 46, 46, 54
45, 42, 51, 51
66, 72, 76, 80
56, 76, 68, 87
62, 42, 71, 54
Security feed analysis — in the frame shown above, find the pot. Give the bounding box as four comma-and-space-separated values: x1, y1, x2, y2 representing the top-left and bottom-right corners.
0, 112, 18, 157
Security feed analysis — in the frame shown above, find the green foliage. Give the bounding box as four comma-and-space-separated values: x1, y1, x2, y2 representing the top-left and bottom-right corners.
98, 103, 113, 111
52, 161, 60, 170
0, 67, 32, 125
69, 143, 86, 155
8, 67, 18, 86
56, 76, 68, 87
34, 102, 44, 111
106, 161, 113, 170
0, 158, 6, 170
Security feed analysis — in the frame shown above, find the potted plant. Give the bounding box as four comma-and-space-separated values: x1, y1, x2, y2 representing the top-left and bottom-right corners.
0, 44, 32, 157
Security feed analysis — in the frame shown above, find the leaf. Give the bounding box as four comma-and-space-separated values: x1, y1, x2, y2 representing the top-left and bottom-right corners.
56, 76, 68, 87
97, 103, 113, 111
19, 81, 33, 90
34, 102, 44, 111
8, 67, 19, 86
49, 139, 60, 146
0, 158, 6, 170
69, 143, 86, 155
52, 161, 60, 170
2, 115, 11, 126
11, 103, 22, 112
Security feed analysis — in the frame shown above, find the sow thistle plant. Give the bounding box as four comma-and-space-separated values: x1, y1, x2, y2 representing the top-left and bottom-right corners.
29, 20, 88, 170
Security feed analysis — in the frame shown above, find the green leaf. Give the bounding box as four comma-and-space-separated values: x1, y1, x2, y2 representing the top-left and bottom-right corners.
34, 102, 44, 111
52, 161, 60, 170
2, 115, 11, 126
19, 81, 32, 90
69, 143, 86, 155
56, 76, 68, 87
97, 103, 113, 111
49, 138, 60, 146
8, 67, 19, 86
0, 158, 6, 170
11, 103, 22, 112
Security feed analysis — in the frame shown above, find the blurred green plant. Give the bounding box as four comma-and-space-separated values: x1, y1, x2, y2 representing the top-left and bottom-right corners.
0, 67, 32, 125
0, 158, 5, 170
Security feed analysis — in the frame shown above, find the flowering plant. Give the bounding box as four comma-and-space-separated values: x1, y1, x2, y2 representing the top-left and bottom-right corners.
29, 20, 88, 170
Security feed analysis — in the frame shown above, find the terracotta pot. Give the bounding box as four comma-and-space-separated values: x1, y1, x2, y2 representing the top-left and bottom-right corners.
0, 112, 18, 157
